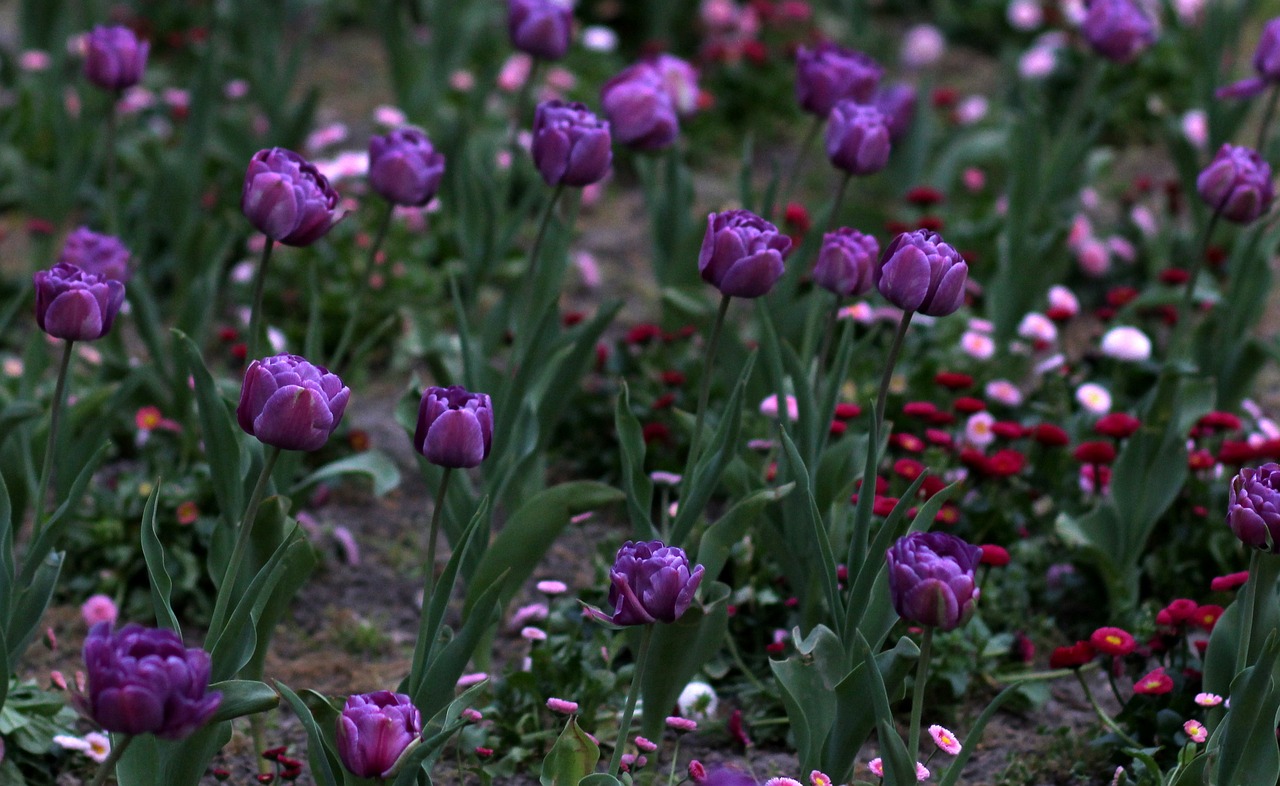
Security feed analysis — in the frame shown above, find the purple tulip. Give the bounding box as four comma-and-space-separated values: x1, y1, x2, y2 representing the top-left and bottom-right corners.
874, 229, 968, 316
241, 148, 343, 247
78, 623, 221, 739
795, 42, 883, 118
414, 386, 493, 469
703, 768, 757, 786
531, 100, 612, 187
886, 532, 982, 631
33, 262, 125, 342
1081, 0, 1156, 64
649, 54, 701, 117
813, 228, 879, 297
594, 540, 705, 626
58, 226, 131, 283
1197, 144, 1275, 224
825, 100, 891, 175
508, 0, 573, 61
82, 25, 149, 92
237, 354, 350, 452
601, 62, 680, 151
1256, 18, 1280, 81
368, 128, 446, 207
698, 210, 791, 299
336, 691, 423, 779
875, 83, 917, 143
1228, 463, 1280, 552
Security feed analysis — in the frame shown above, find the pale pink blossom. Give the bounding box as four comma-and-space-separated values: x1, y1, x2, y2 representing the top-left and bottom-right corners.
966, 412, 997, 447
498, 53, 533, 92
960, 331, 996, 360
761, 394, 800, 421
19, 50, 51, 71
374, 105, 408, 127
1007, 0, 1043, 30
929, 724, 962, 755
520, 626, 547, 641
869, 758, 884, 777
305, 121, 348, 152
449, 70, 476, 92
1100, 326, 1152, 362
956, 95, 988, 125
1183, 719, 1207, 743
1076, 383, 1112, 414
581, 25, 618, 52
1019, 45, 1058, 79
963, 167, 986, 192
536, 580, 568, 594
456, 672, 489, 688
547, 697, 579, 714
1194, 692, 1223, 707
1076, 238, 1111, 277
1017, 312, 1057, 343
985, 380, 1024, 407
80, 594, 118, 627
1182, 109, 1209, 149
1107, 236, 1137, 262
1130, 205, 1159, 237
902, 24, 946, 69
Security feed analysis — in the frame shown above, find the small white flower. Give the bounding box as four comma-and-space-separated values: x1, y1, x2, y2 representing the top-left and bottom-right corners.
1048, 285, 1079, 316
581, 25, 618, 52
677, 681, 718, 719
901, 24, 946, 69
1017, 312, 1057, 343
1007, 0, 1043, 29
960, 331, 996, 360
1182, 109, 1209, 149
1076, 382, 1112, 414
966, 412, 996, 447
1101, 326, 1152, 362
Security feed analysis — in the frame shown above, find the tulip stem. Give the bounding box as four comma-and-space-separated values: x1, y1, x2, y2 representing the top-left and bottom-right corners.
1258, 84, 1280, 153
907, 627, 933, 764
813, 292, 843, 391
31, 340, 75, 543
87, 734, 133, 786
247, 238, 276, 363
1169, 209, 1219, 359
825, 172, 852, 234
1236, 549, 1264, 678
609, 624, 655, 778
426, 467, 453, 600
331, 201, 394, 372
104, 97, 119, 234
780, 115, 823, 212
874, 310, 913, 438
209, 446, 281, 640
510, 184, 565, 378
681, 294, 732, 510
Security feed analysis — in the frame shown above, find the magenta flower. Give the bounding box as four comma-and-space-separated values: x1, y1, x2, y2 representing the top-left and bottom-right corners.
590, 540, 704, 626
886, 531, 981, 630
33, 262, 126, 342
236, 354, 350, 452
413, 386, 493, 469
336, 691, 422, 779
698, 210, 791, 298
241, 148, 343, 246
82, 26, 148, 92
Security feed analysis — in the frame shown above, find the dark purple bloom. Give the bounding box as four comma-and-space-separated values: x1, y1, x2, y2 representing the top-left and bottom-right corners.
79, 623, 221, 739
508, 0, 573, 61
82, 25, 149, 92
702, 768, 757, 786
597, 540, 704, 626
33, 262, 125, 342
1228, 463, 1280, 552
58, 226, 131, 283
241, 148, 343, 247
1255, 18, 1280, 81
531, 100, 612, 187
1197, 144, 1275, 224
368, 128, 446, 207
826, 100, 891, 175
414, 386, 493, 469
874, 229, 967, 316
1081, 0, 1156, 64
886, 531, 982, 631
601, 62, 680, 151
698, 210, 791, 298
813, 228, 879, 297
336, 691, 423, 779
649, 54, 701, 117
237, 354, 350, 452
875, 83, 917, 143
795, 42, 882, 118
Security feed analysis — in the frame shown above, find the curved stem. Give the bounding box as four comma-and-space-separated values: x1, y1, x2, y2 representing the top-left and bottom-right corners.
1236, 549, 1264, 678
87, 733, 133, 786
874, 311, 914, 437
104, 97, 119, 234
780, 115, 823, 211
32, 340, 75, 542
666, 737, 683, 786
609, 625, 655, 777
1258, 84, 1280, 152
425, 468, 453, 599
908, 627, 933, 763
331, 202, 394, 372
247, 238, 276, 362
208, 446, 281, 638
1074, 669, 1143, 749
683, 294, 733, 489
813, 293, 843, 391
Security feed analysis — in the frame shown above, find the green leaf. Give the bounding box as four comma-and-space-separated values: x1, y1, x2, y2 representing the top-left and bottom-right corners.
416, 573, 506, 719
937, 685, 1021, 786
771, 628, 841, 772
854, 631, 915, 786
290, 450, 402, 498
277, 681, 341, 786
540, 717, 601, 786
140, 481, 181, 633
639, 580, 731, 741
20, 441, 109, 585
779, 428, 843, 622
175, 330, 247, 530
615, 382, 656, 540
578, 776, 624, 786
208, 680, 279, 723
696, 484, 793, 583
1215, 631, 1280, 786
6, 550, 62, 665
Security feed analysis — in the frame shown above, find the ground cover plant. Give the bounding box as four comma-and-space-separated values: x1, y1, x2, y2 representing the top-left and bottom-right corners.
6, 0, 1280, 784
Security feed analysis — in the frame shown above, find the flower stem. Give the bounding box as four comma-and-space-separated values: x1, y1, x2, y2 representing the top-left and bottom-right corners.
908, 627, 933, 763
1074, 669, 1142, 749
665, 737, 683, 786
104, 97, 119, 234
813, 292, 843, 391
87, 734, 133, 786
874, 311, 914, 438
32, 340, 75, 543
680, 294, 732, 508
1236, 548, 1264, 678
209, 446, 281, 639
609, 624, 655, 777
426, 467, 453, 599
510, 184, 565, 377
1258, 84, 1280, 152
780, 115, 823, 211
247, 238, 276, 362
824, 172, 852, 234
331, 201, 394, 372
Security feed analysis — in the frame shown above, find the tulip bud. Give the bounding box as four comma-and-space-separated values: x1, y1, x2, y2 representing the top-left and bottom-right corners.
1081, 0, 1157, 64
886, 531, 982, 630
413, 386, 493, 469
1196, 144, 1274, 224
813, 227, 879, 297
874, 230, 968, 316
241, 148, 343, 247
82, 26, 149, 92
601, 62, 679, 151
531, 100, 612, 187
698, 210, 791, 298
367, 128, 446, 207
794, 42, 882, 118
33, 262, 126, 342
78, 623, 221, 739
1228, 463, 1280, 552
236, 354, 350, 452
508, 0, 573, 61
825, 100, 891, 175
58, 227, 131, 283
336, 692, 423, 779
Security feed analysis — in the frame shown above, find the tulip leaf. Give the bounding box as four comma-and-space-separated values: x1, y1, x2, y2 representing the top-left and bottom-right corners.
822, 635, 920, 782
578, 775, 624, 786
290, 450, 401, 498
638, 580, 731, 742
615, 382, 656, 540
277, 681, 341, 786
175, 329, 248, 530
139, 481, 181, 634
540, 717, 601, 786
1216, 630, 1280, 786
19, 440, 109, 585
779, 428, 844, 623
113, 722, 234, 786
852, 631, 915, 786
697, 483, 793, 584
208, 679, 279, 723
0, 627, 9, 713
0, 469, 13, 624
1204, 556, 1280, 698
936, 684, 1019, 786
416, 571, 507, 719
6, 549, 62, 666
771, 640, 839, 772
